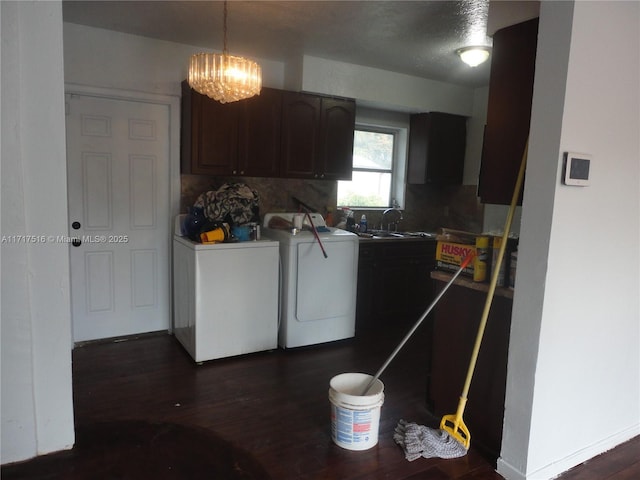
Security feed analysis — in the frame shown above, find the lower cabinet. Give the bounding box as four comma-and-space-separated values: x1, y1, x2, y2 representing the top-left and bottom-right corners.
356, 240, 436, 334
426, 276, 513, 462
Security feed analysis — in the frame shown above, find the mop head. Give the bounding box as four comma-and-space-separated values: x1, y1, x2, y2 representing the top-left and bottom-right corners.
393, 419, 468, 461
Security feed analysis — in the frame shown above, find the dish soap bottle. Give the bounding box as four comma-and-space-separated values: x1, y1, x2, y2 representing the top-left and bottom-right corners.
359, 214, 368, 233
325, 208, 334, 227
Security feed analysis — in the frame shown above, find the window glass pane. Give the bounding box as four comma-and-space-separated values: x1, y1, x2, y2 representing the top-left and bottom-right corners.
353, 130, 394, 170
337, 171, 391, 207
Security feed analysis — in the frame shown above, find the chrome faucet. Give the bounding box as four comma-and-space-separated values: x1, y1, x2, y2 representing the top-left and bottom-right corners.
381, 208, 403, 231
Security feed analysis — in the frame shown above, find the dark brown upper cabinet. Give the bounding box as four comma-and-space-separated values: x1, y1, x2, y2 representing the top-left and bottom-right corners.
478, 18, 539, 205
281, 91, 355, 180
237, 88, 282, 178
180, 81, 281, 177
318, 97, 357, 180
407, 112, 467, 185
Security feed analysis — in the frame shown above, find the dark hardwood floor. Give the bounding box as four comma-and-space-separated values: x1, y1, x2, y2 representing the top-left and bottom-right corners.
3, 322, 638, 479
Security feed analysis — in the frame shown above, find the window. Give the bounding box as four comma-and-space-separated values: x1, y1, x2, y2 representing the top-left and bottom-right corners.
337, 119, 407, 209
337, 129, 393, 208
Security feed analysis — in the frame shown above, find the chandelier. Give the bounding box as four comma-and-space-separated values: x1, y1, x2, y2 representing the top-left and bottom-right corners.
188, 1, 261, 103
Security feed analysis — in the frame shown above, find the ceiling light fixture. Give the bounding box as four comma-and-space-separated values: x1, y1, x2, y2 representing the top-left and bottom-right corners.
456, 46, 491, 67
188, 1, 261, 103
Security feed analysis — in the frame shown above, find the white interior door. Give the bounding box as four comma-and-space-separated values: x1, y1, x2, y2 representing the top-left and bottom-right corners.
66, 94, 170, 342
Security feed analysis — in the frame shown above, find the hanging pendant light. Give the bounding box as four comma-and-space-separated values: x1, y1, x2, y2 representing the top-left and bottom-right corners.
188, 1, 261, 103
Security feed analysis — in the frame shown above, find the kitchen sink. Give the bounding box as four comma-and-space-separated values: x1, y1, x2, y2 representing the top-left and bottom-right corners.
369, 230, 405, 238
359, 230, 435, 239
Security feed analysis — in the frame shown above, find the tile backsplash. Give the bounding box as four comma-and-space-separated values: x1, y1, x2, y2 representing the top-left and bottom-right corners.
181, 174, 336, 219
181, 175, 484, 233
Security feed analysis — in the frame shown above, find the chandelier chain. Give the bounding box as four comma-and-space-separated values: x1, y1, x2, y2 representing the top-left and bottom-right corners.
222, 1, 228, 56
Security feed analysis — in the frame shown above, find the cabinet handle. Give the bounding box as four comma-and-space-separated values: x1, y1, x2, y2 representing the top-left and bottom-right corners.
240, 171, 244, 175
232, 170, 237, 175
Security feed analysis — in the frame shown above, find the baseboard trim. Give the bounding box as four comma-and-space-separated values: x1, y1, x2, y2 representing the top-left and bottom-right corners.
497, 424, 640, 480
496, 458, 526, 480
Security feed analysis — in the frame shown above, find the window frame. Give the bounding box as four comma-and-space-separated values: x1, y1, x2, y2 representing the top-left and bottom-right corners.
337, 109, 408, 211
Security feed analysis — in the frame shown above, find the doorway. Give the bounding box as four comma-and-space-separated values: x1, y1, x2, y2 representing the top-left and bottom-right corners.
65, 88, 179, 342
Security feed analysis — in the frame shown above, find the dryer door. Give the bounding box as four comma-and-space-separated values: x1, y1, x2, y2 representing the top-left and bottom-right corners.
295, 240, 357, 322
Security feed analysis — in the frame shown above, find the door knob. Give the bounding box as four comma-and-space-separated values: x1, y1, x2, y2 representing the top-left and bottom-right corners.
72, 221, 81, 230
72, 238, 82, 247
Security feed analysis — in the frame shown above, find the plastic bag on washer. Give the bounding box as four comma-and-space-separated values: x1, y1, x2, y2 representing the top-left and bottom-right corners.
194, 183, 260, 226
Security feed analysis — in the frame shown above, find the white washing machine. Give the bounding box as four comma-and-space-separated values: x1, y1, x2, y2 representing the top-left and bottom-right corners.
173, 216, 280, 362
263, 212, 359, 348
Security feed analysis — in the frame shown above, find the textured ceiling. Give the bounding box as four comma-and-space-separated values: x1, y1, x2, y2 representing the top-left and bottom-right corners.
62, 1, 495, 88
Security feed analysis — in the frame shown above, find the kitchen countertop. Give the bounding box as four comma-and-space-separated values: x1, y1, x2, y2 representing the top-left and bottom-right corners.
430, 270, 514, 299
356, 231, 437, 242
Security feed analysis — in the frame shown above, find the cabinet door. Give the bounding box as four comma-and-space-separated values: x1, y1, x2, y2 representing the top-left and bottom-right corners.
180, 82, 240, 175
365, 242, 436, 327
373, 257, 414, 321
237, 87, 282, 177
197, 95, 240, 175
478, 18, 538, 205
319, 98, 355, 180
405, 254, 436, 317
408, 112, 467, 185
356, 243, 376, 334
281, 92, 321, 178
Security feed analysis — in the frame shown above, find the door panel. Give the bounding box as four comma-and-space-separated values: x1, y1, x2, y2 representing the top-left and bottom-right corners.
66, 94, 170, 342
130, 155, 156, 227
83, 152, 112, 229
85, 251, 114, 313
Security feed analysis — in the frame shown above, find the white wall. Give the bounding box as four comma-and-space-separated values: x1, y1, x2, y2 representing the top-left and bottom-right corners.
1, 1, 75, 464
62, 23, 478, 118
498, 2, 640, 479
300, 55, 475, 116
63, 23, 287, 96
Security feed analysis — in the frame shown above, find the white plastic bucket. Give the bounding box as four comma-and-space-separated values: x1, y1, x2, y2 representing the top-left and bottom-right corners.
329, 373, 385, 451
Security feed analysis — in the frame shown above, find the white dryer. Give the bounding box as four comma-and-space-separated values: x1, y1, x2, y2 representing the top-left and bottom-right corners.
263, 213, 359, 348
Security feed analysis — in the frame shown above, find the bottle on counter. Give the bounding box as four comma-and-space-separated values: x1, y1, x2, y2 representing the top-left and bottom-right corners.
473, 235, 489, 282
325, 209, 334, 227
509, 248, 518, 289
359, 214, 368, 233
345, 210, 355, 231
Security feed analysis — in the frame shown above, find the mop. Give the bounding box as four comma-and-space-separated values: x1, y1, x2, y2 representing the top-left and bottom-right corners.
357, 253, 475, 460
393, 141, 528, 461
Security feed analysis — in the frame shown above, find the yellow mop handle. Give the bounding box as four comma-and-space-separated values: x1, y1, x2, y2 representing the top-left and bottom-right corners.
442, 139, 529, 446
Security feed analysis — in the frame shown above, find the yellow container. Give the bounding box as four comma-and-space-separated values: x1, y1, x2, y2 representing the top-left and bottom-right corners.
473, 236, 489, 282
200, 227, 226, 244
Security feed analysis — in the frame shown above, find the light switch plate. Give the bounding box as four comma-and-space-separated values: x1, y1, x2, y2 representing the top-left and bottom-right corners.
563, 152, 591, 186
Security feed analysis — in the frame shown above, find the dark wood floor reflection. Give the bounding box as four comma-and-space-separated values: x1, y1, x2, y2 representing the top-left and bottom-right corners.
3, 323, 638, 479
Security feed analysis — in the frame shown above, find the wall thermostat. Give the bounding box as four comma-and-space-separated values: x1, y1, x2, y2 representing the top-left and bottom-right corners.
563, 152, 591, 186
